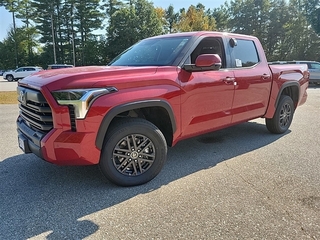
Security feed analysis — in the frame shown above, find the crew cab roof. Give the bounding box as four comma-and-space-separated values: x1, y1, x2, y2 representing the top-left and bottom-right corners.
149, 31, 258, 41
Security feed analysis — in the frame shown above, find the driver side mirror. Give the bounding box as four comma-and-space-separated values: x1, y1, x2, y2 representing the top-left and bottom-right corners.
183, 54, 222, 72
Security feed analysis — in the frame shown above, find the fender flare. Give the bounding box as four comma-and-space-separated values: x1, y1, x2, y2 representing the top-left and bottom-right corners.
274, 81, 300, 108
95, 100, 177, 150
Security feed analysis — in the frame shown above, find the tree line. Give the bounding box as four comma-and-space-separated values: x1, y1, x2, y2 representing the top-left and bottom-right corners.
0, 0, 319, 70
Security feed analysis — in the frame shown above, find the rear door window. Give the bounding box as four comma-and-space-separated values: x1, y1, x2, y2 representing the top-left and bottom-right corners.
309, 62, 320, 70
233, 39, 259, 68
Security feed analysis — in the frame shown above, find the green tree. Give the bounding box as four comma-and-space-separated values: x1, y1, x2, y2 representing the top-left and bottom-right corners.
14, 0, 39, 64
0, 33, 17, 69
165, 5, 178, 33
2, 0, 320, 66
0, 0, 21, 67
0, 27, 40, 69
79, 35, 107, 65
282, 0, 320, 61
228, 0, 271, 37
74, 0, 104, 65
31, 0, 104, 66
31, 0, 63, 64
176, 4, 216, 32
305, 0, 320, 35
211, 3, 230, 31
106, 0, 162, 60
104, 0, 123, 22
154, 7, 167, 34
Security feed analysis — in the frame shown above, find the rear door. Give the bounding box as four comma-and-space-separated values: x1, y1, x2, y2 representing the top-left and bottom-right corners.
22, 67, 37, 78
229, 38, 273, 123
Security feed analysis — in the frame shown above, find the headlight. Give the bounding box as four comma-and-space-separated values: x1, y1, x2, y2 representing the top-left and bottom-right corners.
52, 87, 117, 119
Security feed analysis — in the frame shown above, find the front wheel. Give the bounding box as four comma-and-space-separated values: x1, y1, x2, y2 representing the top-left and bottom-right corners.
266, 95, 294, 134
99, 118, 167, 186
6, 75, 14, 82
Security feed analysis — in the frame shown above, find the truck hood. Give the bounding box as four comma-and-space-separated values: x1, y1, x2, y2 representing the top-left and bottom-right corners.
18, 66, 164, 91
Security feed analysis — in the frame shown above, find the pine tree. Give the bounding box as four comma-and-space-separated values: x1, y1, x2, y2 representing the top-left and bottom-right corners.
106, 0, 162, 60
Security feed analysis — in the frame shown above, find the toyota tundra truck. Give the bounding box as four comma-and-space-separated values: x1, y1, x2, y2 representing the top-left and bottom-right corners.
16, 31, 309, 186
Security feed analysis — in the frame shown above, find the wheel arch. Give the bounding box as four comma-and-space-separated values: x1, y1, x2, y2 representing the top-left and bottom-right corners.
275, 82, 300, 109
95, 100, 177, 150
6, 74, 14, 81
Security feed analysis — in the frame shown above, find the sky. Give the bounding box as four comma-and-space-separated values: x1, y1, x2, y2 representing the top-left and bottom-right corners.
0, 0, 227, 41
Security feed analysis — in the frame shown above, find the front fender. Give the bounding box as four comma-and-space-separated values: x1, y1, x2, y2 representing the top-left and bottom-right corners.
95, 100, 177, 150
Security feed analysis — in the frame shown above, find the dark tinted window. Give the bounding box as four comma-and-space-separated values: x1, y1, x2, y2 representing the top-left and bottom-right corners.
190, 37, 225, 68
234, 39, 259, 67
49, 65, 73, 69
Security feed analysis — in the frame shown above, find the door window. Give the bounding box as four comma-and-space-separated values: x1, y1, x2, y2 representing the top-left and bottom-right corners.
233, 39, 259, 68
309, 62, 320, 70
190, 37, 225, 68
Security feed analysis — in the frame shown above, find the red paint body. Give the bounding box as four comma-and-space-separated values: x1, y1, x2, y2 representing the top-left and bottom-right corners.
17, 32, 309, 166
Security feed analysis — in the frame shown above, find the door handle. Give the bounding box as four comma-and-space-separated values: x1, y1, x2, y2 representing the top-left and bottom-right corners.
262, 74, 271, 80
223, 77, 236, 85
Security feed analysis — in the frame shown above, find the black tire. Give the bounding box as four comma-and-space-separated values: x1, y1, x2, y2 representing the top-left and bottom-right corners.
266, 95, 294, 134
6, 75, 14, 82
99, 118, 167, 186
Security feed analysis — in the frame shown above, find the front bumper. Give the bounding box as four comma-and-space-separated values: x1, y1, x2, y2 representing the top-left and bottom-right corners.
17, 116, 44, 158
16, 86, 102, 165
17, 115, 102, 165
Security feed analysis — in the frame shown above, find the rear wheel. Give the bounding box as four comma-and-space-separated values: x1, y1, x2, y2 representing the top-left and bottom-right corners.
6, 75, 14, 82
266, 95, 294, 134
99, 118, 167, 186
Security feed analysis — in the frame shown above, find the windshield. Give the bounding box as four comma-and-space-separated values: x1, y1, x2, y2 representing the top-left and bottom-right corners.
109, 36, 191, 66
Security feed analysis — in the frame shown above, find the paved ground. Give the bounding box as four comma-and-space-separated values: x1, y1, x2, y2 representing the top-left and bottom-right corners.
0, 86, 319, 239
0, 76, 18, 91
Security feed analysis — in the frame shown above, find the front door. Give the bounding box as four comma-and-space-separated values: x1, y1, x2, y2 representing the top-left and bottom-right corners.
15, 68, 25, 79
179, 37, 235, 138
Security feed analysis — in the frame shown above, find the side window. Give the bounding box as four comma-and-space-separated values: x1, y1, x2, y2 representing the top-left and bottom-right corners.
16, 68, 23, 72
234, 39, 259, 68
190, 37, 225, 68
309, 63, 320, 70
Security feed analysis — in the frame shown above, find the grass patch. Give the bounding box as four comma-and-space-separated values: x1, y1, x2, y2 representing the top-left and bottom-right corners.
0, 91, 18, 104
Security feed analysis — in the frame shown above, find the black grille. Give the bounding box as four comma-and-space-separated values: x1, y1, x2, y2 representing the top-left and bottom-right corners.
17, 86, 53, 133
68, 105, 77, 131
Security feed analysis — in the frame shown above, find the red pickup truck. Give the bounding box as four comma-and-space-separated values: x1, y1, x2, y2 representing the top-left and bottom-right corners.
17, 31, 309, 186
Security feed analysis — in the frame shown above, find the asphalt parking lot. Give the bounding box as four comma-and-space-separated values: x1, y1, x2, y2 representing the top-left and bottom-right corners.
0, 77, 18, 91
0, 79, 320, 239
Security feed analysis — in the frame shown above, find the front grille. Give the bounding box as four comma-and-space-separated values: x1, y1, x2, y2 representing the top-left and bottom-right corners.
68, 105, 76, 131
17, 86, 53, 133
